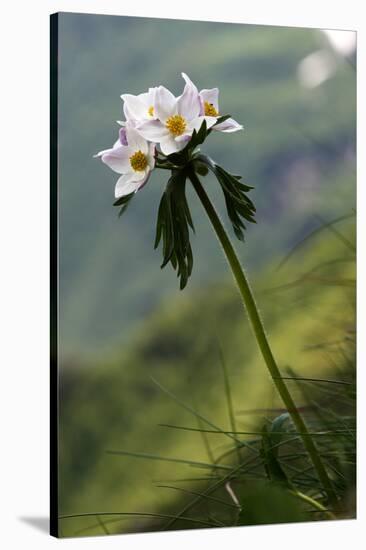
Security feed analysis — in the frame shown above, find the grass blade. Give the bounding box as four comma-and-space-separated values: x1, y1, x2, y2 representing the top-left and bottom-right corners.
156, 484, 238, 509
106, 449, 232, 471
218, 344, 241, 464
151, 376, 257, 454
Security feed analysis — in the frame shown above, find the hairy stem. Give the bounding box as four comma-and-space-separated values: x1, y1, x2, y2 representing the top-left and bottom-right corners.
189, 168, 339, 510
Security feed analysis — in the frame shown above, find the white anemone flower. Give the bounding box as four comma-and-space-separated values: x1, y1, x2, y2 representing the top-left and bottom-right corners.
94, 127, 155, 198
136, 73, 218, 155
121, 87, 158, 123
196, 79, 243, 133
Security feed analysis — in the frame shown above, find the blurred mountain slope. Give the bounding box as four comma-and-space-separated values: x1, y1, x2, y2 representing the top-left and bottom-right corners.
57, 13, 356, 358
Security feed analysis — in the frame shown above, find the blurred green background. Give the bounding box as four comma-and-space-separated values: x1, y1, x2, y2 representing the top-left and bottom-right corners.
57, 13, 356, 537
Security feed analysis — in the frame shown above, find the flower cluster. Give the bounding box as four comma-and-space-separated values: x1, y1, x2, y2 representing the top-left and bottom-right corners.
95, 72, 255, 289
95, 73, 242, 199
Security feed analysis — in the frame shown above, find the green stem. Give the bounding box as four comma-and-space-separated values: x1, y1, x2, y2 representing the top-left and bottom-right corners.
293, 490, 336, 519
188, 168, 339, 510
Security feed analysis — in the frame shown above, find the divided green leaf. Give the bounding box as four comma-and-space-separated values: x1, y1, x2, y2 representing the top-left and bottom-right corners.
113, 192, 135, 217
154, 170, 195, 290
195, 153, 256, 240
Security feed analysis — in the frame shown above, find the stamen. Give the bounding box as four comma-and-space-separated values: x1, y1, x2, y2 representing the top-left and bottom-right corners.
166, 114, 187, 137
129, 150, 148, 172
204, 101, 219, 117
148, 106, 154, 117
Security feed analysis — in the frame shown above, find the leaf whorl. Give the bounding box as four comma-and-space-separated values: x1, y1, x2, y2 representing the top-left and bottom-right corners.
115, 118, 256, 291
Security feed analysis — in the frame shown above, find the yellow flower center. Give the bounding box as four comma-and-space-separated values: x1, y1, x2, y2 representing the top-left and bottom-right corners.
204, 101, 219, 117
166, 114, 187, 137
148, 105, 154, 117
129, 150, 148, 172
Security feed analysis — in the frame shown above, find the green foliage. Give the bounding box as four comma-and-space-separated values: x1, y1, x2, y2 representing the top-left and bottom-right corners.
59, 220, 355, 536
237, 482, 306, 525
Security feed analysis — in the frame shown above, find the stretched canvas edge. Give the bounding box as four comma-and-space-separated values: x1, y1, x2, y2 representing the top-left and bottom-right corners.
50, 12, 59, 539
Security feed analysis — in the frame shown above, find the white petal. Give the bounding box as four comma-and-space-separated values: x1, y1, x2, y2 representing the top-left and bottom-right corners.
148, 142, 156, 156
135, 169, 151, 192
214, 117, 243, 133
147, 87, 157, 107
175, 134, 192, 144
137, 91, 150, 106
148, 87, 158, 99
119, 119, 138, 129
148, 143, 156, 169
94, 138, 120, 158
121, 94, 148, 121
125, 127, 148, 154
123, 103, 133, 121
188, 116, 217, 133
136, 120, 169, 143
115, 174, 141, 198
130, 168, 149, 182
200, 88, 219, 111
159, 136, 182, 155
94, 146, 113, 158
177, 73, 201, 120
154, 86, 177, 122
100, 145, 133, 174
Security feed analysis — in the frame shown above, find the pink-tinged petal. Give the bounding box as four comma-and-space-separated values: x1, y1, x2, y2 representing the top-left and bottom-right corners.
154, 86, 177, 122
94, 141, 118, 159
93, 149, 109, 158
115, 174, 141, 198
177, 73, 201, 120
199, 88, 219, 113
100, 145, 133, 174
136, 120, 169, 143
125, 127, 148, 154
94, 143, 114, 158
121, 94, 147, 121
119, 127, 128, 146
118, 119, 138, 129
214, 117, 243, 133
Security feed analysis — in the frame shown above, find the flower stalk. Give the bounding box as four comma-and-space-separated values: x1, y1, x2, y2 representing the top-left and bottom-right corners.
96, 71, 340, 513
188, 166, 340, 511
